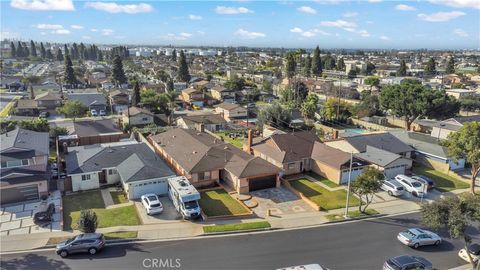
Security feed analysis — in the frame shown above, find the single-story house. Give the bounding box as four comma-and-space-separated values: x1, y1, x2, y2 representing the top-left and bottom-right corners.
355, 146, 412, 179
181, 88, 204, 107
123, 106, 154, 127
210, 86, 235, 102
215, 102, 248, 122
176, 114, 227, 132
431, 116, 480, 140
67, 93, 107, 112
15, 99, 40, 116
35, 92, 62, 110
109, 90, 130, 114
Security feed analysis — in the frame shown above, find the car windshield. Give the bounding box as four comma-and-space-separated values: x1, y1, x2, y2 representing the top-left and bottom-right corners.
401, 230, 417, 239
147, 196, 157, 201
184, 201, 198, 210
151, 203, 161, 208
65, 237, 75, 244
412, 182, 422, 188
386, 260, 401, 270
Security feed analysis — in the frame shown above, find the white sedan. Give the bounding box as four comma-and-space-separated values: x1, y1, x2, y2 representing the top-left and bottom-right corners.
141, 194, 163, 215
397, 228, 442, 249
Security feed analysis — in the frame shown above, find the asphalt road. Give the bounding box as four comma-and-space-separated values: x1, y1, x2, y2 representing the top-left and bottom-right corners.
1, 213, 478, 270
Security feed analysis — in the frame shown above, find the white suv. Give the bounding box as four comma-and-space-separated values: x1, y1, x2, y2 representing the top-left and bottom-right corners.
141, 194, 163, 215
381, 179, 405, 196
395, 174, 426, 197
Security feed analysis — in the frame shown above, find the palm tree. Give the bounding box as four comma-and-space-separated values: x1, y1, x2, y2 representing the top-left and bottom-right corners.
21, 76, 41, 99
165, 90, 179, 125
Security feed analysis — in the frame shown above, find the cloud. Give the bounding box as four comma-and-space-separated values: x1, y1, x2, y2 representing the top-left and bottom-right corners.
358, 30, 370, 37
90, 28, 98, 32
368, 0, 382, 2
52, 29, 70, 35
215, 6, 253, 14
297, 6, 317, 14
320, 20, 358, 32
453, 28, 469, 37
101, 29, 114, 36
342, 11, 358, 17
32, 23, 64, 30
82, 35, 91, 39
314, 0, 346, 4
234, 28, 265, 39
417, 11, 465, 22
196, 30, 205, 35
188, 14, 202, 20
429, 0, 480, 10
70, 25, 84, 29
11, 0, 74, 11
395, 4, 417, 11
85, 2, 153, 14
163, 32, 193, 41
380, 35, 390, 40
301, 31, 316, 37
290, 27, 330, 38
290, 27, 303, 33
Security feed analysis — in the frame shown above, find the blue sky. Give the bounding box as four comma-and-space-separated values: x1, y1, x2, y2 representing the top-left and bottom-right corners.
1, 0, 479, 49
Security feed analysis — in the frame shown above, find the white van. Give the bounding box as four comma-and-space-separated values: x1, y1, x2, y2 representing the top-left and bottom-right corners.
168, 176, 201, 219
395, 174, 426, 197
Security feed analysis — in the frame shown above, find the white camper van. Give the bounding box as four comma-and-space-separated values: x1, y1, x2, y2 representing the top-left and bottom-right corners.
168, 176, 202, 219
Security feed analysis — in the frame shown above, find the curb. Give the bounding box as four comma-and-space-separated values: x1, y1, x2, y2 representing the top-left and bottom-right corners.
202, 227, 274, 236
325, 214, 387, 224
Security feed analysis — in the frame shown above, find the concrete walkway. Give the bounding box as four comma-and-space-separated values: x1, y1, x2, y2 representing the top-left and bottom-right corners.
100, 189, 114, 207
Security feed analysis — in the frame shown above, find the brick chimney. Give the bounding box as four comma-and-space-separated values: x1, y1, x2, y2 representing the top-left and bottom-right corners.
243, 129, 253, 154
333, 130, 339, 140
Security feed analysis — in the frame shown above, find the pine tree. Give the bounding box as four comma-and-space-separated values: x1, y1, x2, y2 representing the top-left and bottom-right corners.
172, 49, 177, 62
132, 81, 141, 106
111, 55, 127, 87
40, 42, 46, 59
97, 50, 103, 61
56, 48, 64, 61
337, 57, 345, 71
63, 44, 69, 57
46, 49, 54, 60
397, 60, 407, 76
30, 40, 37, 57
304, 55, 312, 77
72, 43, 79, 60
16, 41, 23, 57
23, 44, 30, 57
10, 42, 16, 58
29, 85, 35, 100
311, 46, 322, 78
445, 57, 455, 74
285, 53, 296, 79
177, 50, 190, 83
64, 55, 77, 86
79, 43, 86, 60
167, 79, 174, 92
424, 57, 437, 75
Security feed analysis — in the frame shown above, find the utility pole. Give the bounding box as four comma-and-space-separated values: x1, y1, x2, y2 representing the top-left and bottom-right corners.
344, 152, 353, 218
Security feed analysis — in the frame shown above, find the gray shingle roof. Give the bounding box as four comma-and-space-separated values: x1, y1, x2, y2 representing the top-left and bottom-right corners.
342, 132, 413, 154
179, 114, 227, 126
354, 145, 401, 167
1, 128, 49, 156
67, 93, 106, 107
388, 130, 450, 158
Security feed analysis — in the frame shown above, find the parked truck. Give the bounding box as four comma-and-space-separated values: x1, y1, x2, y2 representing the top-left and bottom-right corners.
168, 176, 202, 219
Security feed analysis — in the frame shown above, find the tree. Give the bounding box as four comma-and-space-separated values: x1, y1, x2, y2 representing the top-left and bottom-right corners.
111, 55, 127, 87
21, 76, 41, 99
424, 57, 436, 75
64, 55, 76, 87
225, 76, 245, 92
49, 126, 68, 138
459, 96, 480, 112
300, 94, 318, 119
77, 209, 98, 233
257, 102, 291, 130
166, 79, 174, 92
262, 80, 272, 93
0, 120, 17, 134
285, 53, 296, 79
321, 98, 352, 121
63, 44, 69, 57
311, 46, 322, 78
30, 40, 37, 58
347, 68, 357, 78
446, 57, 455, 74
177, 50, 190, 83
56, 100, 88, 118
46, 49, 54, 60
336, 57, 345, 71
140, 89, 169, 114
56, 48, 64, 61
365, 62, 375, 75
132, 81, 141, 106
303, 55, 312, 77
354, 90, 382, 118
16, 41, 24, 57
443, 122, 480, 194
397, 60, 407, 76
10, 42, 16, 58
380, 80, 459, 130
364, 76, 380, 88
172, 49, 177, 62
350, 167, 383, 213
40, 42, 46, 59
18, 119, 49, 132
421, 195, 480, 268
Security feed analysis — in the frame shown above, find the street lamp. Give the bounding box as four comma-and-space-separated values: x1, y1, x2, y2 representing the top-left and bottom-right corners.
344, 152, 353, 218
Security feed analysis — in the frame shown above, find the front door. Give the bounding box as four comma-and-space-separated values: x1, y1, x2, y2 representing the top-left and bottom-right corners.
99, 171, 107, 184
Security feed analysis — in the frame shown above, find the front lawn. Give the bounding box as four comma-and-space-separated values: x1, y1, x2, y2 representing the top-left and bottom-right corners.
290, 178, 360, 210
413, 166, 469, 192
104, 231, 137, 240
214, 132, 245, 149
326, 209, 379, 221
199, 189, 250, 217
110, 191, 128, 205
63, 191, 140, 230
308, 172, 339, 188
203, 221, 270, 233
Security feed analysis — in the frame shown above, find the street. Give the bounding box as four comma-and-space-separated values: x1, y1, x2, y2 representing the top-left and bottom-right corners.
1, 213, 478, 270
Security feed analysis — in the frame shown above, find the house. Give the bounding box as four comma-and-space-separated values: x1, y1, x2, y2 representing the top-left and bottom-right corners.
15, 99, 40, 116
389, 130, 465, 173
181, 87, 204, 107
67, 93, 107, 112
123, 106, 154, 127
354, 146, 413, 179
176, 114, 227, 132
35, 92, 62, 110
431, 116, 480, 140
215, 102, 248, 122
446, 89, 476, 99
65, 141, 175, 199
210, 86, 235, 102
52, 119, 127, 147
109, 90, 129, 114
1, 128, 50, 204
149, 128, 280, 194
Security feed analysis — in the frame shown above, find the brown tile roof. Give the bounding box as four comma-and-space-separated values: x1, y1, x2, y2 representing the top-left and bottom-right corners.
179, 114, 227, 125
215, 102, 242, 111
311, 142, 352, 169
16, 99, 38, 109
182, 88, 201, 95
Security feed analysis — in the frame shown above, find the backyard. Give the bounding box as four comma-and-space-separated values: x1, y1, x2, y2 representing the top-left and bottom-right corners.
213, 132, 245, 149
290, 178, 360, 211
199, 189, 250, 217
413, 166, 470, 192
63, 191, 140, 230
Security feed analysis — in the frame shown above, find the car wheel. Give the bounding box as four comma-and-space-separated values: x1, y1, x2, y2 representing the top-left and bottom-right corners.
413, 243, 420, 249
412, 191, 418, 197
434, 240, 441, 246
59, 250, 68, 258
88, 247, 97, 255
388, 191, 393, 196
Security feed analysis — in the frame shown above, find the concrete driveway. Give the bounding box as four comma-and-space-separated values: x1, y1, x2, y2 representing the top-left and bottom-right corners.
134, 196, 181, 224
0, 191, 62, 236
250, 186, 315, 218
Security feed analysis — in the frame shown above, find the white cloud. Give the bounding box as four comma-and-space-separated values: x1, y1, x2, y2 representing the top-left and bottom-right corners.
11, 0, 74, 11
52, 29, 70, 35
101, 29, 114, 36
163, 32, 193, 41
32, 23, 64, 30
301, 31, 316, 37
380, 35, 390, 40
90, 28, 98, 32
314, 0, 345, 4
453, 28, 469, 37
297, 6, 317, 14
417, 11, 465, 22
85, 2, 153, 14
215, 6, 253, 14
70, 25, 84, 29
358, 30, 370, 37
429, 0, 480, 10
395, 4, 417, 11
320, 20, 357, 29
342, 11, 358, 17
290, 27, 303, 33
82, 35, 91, 40
368, 0, 382, 2
234, 28, 265, 39
196, 30, 205, 35
313, 29, 331, 36
179, 32, 192, 38
188, 14, 202, 20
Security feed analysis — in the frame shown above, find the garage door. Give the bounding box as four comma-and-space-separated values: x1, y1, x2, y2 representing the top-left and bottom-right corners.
248, 175, 277, 191
0, 185, 39, 204
384, 165, 407, 179
340, 168, 364, 184
130, 179, 168, 199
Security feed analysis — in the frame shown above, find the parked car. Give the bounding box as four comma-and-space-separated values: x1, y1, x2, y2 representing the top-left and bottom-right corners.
39, 111, 50, 118
397, 228, 442, 248
141, 194, 163, 215
411, 175, 435, 190
90, 109, 98, 116
395, 174, 426, 197
33, 201, 55, 225
458, 243, 480, 263
381, 179, 405, 196
99, 109, 106, 116
383, 255, 433, 270
56, 233, 105, 257
278, 264, 329, 270
246, 103, 256, 109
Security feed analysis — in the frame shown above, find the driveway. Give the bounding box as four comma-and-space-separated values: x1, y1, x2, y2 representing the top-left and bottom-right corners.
250, 186, 315, 218
134, 196, 181, 224
0, 191, 62, 235
372, 188, 444, 204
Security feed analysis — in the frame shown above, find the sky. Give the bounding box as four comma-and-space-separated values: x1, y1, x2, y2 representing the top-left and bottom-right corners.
1, 0, 479, 49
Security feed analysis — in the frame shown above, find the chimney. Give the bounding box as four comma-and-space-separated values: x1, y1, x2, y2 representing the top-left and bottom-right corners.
196, 123, 205, 133
333, 130, 339, 140
243, 129, 253, 154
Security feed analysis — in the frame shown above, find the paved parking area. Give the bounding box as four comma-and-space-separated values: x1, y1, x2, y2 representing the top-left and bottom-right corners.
0, 191, 62, 236
250, 186, 315, 218
134, 197, 181, 224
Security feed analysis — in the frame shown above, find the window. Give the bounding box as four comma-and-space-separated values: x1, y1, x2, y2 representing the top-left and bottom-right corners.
0, 159, 29, 168
108, 169, 117, 175
288, 163, 296, 170
81, 174, 91, 181
204, 171, 211, 180
142, 117, 149, 121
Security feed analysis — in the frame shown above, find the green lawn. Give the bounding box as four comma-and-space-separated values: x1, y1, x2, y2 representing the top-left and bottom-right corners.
413, 166, 469, 192
326, 209, 379, 221
104, 231, 137, 240
214, 132, 245, 149
199, 189, 250, 217
110, 191, 128, 205
290, 178, 360, 210
203, 221, 270, 233
63, 191, 140, 230
308, 172, 339, 188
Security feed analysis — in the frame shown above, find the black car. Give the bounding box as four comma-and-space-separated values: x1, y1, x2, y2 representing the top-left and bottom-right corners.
56, 233, 106, 257
383, 255, 433, 270
39, 111, 50, 118
33, 202, 55, 224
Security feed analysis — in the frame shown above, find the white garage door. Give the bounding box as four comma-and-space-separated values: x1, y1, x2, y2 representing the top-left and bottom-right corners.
340, 168, 364, 184
130, 179, 168, 199
383, 165, 407, 179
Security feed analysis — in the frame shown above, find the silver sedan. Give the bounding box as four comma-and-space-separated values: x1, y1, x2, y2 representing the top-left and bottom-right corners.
397, 228, 442, 248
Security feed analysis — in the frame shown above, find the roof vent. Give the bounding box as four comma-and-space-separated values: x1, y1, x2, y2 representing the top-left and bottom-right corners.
193, 151, 197, 154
